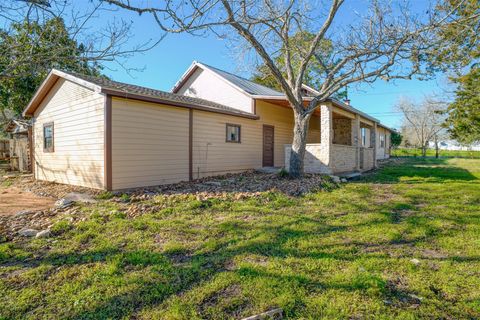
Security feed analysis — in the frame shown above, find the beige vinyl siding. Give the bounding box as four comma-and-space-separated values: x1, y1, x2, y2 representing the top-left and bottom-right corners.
192, 100, 320, 178
192, 110, 262, 178
33, 78, 105, 189
111, 98, 189, 189
256, 101, 293, 167
256, 100, 320, 167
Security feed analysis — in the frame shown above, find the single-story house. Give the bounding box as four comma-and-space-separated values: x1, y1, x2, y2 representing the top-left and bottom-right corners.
22, 62, 393, 190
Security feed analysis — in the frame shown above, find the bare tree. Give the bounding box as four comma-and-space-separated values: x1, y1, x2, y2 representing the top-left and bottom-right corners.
0, 0, 163, 79
102, 0, 471, 177
396, 96, 447, 157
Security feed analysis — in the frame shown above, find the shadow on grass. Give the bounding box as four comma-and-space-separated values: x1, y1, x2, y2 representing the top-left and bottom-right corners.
362, 158, 478, 184
1, 157, 479, 319
3, 210, 478, 320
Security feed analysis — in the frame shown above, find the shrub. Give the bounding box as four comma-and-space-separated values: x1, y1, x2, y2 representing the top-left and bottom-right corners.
277, 168, 289, 178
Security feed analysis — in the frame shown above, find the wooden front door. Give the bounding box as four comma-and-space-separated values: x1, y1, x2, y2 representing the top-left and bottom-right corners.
262, 125, 274, 167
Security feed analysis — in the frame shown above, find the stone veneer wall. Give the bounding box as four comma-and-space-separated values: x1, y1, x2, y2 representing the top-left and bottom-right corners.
332, 118, 352, 145
284, 144, 332, 174
331, 144, 357, 173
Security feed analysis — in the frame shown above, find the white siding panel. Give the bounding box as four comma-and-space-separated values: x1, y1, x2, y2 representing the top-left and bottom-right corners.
33, 78, 105, 189
176, 68, 252, 113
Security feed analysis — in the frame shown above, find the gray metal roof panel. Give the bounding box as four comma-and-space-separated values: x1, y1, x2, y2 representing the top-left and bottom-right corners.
200, 63, 284, 96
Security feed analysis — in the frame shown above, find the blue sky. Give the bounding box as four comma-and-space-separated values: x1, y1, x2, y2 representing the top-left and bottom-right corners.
97, 1, 444, 130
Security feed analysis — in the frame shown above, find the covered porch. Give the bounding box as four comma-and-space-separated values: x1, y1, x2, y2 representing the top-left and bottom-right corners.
284, 102, 377, 174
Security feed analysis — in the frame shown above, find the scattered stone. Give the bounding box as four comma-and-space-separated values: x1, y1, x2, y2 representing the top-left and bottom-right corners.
64, 192, 97, 204
341, 172, 362, 179
410, 258, 421, 266
55, 198, 74, 209
408, 294, 423, 301
18, 228, 39, 237
35, 229, 51, 238
203, 181, 222, 187
241, 308, 283, 320
14, 210, 33, 218
330, 175, 341, 183
340, 178, 347, 183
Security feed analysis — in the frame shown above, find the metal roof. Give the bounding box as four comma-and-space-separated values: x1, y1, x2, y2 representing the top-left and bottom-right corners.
177, 61, 396, 132
199, 62, 284, 96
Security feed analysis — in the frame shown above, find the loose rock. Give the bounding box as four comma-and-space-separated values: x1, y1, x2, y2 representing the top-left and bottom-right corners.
18, 229, 39, 237
330, 175, 341, 183
203, 181, 222, 187
64, 192, 97, 204
55, 198, 74, 209
14, 210, 33, 218
35, 229, 51, 238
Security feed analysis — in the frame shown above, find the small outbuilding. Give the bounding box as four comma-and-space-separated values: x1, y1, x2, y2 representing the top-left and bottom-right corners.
3, 119, 32, 172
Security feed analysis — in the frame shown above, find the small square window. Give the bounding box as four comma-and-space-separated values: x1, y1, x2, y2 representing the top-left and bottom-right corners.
43, 123, 54, 152
226, 124, 241, 143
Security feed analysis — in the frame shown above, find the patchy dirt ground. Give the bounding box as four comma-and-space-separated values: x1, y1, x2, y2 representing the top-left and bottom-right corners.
1, 173, 98, 199
0, 168, 339, 241
0, 187, 55, 216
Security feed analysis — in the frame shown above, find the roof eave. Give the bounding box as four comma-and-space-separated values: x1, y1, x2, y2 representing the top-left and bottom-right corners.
377, 123, 396, 132
171, 61, 199, 93
252, 95, 314, 101
102, 88, 260, 120
325, 98, 380, 123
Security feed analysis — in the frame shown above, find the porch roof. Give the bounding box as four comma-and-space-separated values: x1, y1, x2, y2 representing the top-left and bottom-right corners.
253, 95, 385, 127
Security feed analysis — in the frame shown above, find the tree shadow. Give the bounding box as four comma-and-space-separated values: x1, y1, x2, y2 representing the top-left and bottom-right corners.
361, 158, 478, 184
1, 157, 479, 319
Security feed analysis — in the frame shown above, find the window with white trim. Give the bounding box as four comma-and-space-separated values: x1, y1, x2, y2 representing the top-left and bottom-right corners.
226, 124, 241, 143
43, 122, 54, 152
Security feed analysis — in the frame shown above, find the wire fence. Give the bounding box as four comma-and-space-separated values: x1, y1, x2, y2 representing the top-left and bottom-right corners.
391, 148, 480, 159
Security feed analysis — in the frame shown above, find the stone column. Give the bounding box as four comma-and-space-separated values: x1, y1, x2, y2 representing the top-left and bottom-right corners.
354, 114, 361, 171
320, 103, 333, 170
371, 122, 378, 168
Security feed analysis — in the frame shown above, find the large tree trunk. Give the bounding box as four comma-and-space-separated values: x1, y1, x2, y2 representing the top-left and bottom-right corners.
289, 111, 311, 178
434, 135, 439, 158
421, 143, 427, 157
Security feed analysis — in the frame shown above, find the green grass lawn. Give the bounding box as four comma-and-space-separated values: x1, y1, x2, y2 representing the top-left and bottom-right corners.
1, 158, 479, 319
392, 147, 480, 158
